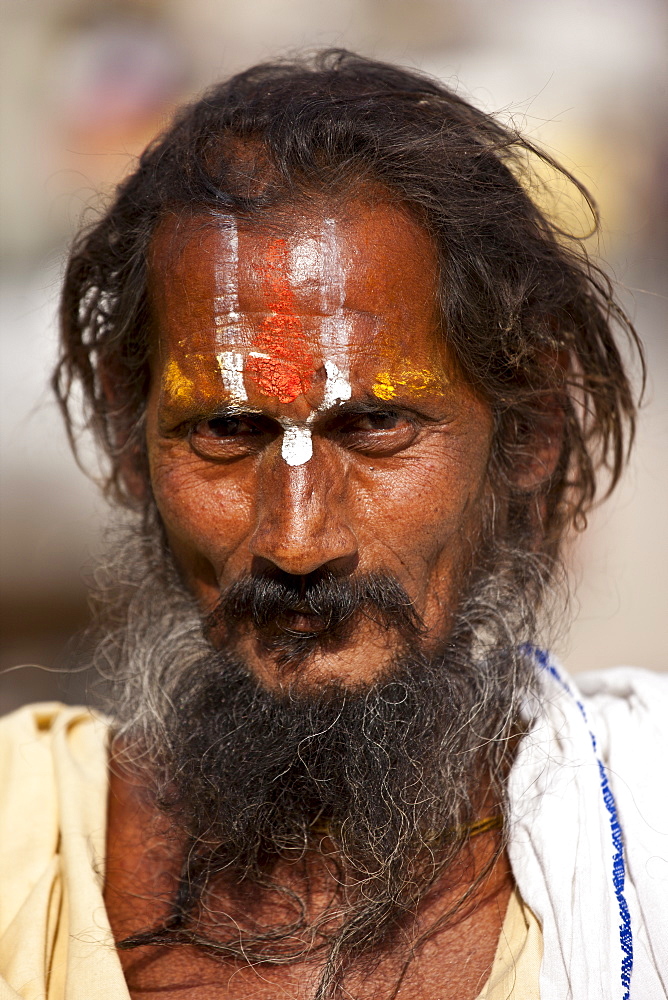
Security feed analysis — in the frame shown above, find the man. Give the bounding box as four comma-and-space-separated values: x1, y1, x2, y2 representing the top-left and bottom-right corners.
0, 50, 665, 1000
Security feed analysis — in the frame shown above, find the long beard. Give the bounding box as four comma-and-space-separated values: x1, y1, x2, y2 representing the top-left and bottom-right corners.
93, 515, 553, 997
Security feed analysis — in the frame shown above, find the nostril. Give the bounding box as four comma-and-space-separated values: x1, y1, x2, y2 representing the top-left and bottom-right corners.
248, 559, 304, 589
249, 557, 359, 588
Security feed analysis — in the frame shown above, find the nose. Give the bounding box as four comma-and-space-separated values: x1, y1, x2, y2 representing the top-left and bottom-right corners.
248, 440, 358, 577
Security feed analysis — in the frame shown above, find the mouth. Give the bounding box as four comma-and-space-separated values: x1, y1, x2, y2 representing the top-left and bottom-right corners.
205, 571, 424, 672
250, 601, 362, 668
278, 610, 328, 634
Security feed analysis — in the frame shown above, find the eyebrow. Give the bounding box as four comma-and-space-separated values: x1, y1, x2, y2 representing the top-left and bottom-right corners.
319, 395, 401, 417
157, 398, 266, 434
312, 393, 446, 428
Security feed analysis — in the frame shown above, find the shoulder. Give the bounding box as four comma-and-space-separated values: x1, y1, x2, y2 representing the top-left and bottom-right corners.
575, 664, 668, 708
511, 661, 668, 994
0, 701, 111, 808
0, 704, 111, 934
0, 700, 96, 737
575, 668, 668, 984
573, 666, 668, 761
0, 700, 109, 764
515, 658, 667, 839
573, 667, 668, 894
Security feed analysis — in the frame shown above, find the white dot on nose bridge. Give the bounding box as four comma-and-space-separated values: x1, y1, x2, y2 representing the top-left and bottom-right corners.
281, 424, 313, 466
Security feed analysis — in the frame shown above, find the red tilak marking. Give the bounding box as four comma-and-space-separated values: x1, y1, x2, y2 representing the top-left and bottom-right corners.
245, 239, 314, 403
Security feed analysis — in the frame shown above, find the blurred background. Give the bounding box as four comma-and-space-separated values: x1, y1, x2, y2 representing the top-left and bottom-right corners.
1, 0, 666, 713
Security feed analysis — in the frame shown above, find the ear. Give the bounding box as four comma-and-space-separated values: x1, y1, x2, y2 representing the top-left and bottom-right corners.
99, 360, 150, 503
507, 349, 568, 493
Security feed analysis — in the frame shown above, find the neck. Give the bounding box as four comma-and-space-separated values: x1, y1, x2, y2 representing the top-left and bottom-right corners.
103, 745, 512, 967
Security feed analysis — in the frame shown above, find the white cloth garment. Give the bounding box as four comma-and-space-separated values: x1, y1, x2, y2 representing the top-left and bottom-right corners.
508, 653, 668, 1000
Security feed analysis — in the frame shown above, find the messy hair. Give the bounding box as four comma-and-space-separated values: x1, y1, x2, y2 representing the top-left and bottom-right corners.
54, 48, 642, 555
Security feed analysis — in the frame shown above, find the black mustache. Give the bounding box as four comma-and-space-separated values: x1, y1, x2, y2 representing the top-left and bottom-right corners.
206, 571, 423, 650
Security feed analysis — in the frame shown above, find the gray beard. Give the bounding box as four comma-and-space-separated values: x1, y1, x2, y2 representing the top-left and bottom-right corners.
93, 514, 556, 998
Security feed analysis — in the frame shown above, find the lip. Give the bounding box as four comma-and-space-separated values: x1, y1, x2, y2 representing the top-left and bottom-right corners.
278, 611, 328, 633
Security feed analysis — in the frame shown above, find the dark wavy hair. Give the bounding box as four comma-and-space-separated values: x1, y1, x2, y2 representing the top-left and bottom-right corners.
54, 49, 643, 556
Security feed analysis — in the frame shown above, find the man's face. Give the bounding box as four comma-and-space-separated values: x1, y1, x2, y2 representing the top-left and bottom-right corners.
146, 201, 494, 687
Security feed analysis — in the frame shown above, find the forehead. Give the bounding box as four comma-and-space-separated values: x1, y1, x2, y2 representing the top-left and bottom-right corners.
148, 200, 441, 357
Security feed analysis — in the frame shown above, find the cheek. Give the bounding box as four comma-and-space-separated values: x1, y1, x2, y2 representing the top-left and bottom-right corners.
361, 431, 492, 563
149, 446, 255, 571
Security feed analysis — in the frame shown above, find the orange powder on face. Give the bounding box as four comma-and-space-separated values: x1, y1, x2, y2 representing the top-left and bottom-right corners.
244, 238, 314, 404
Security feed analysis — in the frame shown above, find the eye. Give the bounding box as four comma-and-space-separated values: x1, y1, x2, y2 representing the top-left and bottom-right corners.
188, 413, 276, 460
335, 409, 419, 456
195, 415, 262, 438
351, 411, 403, 432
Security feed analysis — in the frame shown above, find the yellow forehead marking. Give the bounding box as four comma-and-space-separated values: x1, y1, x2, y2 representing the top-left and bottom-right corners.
372, 364, 442, 401
372, 372, 397, 401
162, 358, 196, 404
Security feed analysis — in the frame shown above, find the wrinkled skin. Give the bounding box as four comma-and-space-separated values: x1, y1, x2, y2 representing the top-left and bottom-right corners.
105, 201, 514, 999
145, 201, 494, 688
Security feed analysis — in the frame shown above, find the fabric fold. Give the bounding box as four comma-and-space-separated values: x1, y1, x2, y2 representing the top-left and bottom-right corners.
508, 654, 668, 1000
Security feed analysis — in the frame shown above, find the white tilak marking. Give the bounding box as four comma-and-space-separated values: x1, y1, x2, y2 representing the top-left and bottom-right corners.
216, 351, 246, 404
215, 222, 247, 403
322, 359, 352, 407
277, 358, 349, 467
319, 218, 352, 406
214, 223, 240, 324
280, 423, 313, 466
217, 222, 352, 468
272, 220, 353, 467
